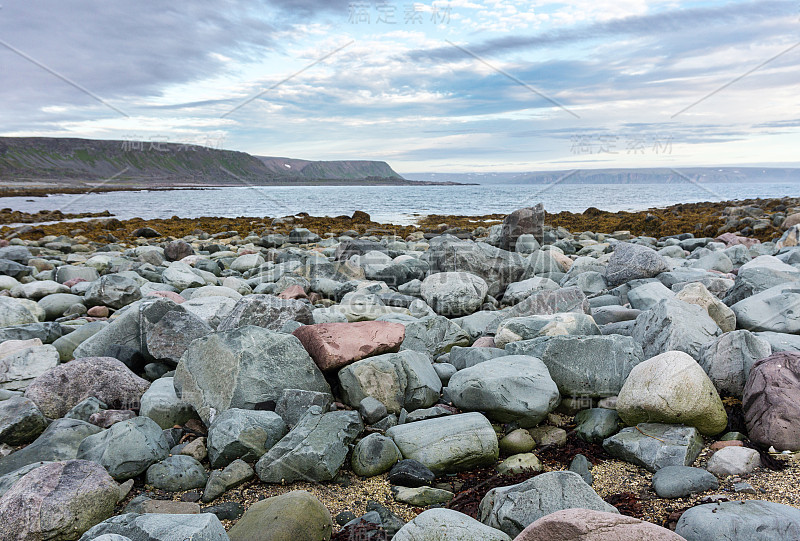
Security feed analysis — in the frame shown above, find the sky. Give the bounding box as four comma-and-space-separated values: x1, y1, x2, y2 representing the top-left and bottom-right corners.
1, 0, 799, 174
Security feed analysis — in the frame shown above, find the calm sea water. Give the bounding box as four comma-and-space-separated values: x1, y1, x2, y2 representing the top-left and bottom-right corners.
1, 182, 798, 226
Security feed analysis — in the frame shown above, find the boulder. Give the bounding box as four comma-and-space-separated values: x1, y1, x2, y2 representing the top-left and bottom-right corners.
627, 282, 675, 310
0, 396, 48, 445
651, 465, 719, 498
675, 282, 736, 332
675, 500, 800, 541
292, 321, 405, 372
606, 242, 670, 286
255, 407, 363, 483
174, 326, 330, 425
139, 377, 199, 429
742, 352, 800, 451
706, 446, 760, 477
448, 356, 560, 427
602, 423, 703, 472
514, 508, 684, 541
478, 471, 618, 537
24, 356, 150, 419
77, 416, 170, 480
575, 408, 622, 444
448, 346, 507, 370
506, 287, 590, 318
388, 459, 435, 488
78, 513, 228, 541
227, 490, 332, 541
162, 262, 205, 290
495, 314, 600, 348
338, 350, 441, 414
351, 433, 402, 477
84, 275, 143, 309
632, 299, 721, 360
38, 292, 83, 320
396, 510, 510, 540
52, 320, 107, 361
202, 459, 254, 503
386, 412, 498, 474
0, 419, 102, 477
499, 205, 544, 250
731, 283, 800, 334
207, 408, 287, 468
146, 455, 208, 491
698, 330, 772, 398
0, 459, 119, 541
502, 277, 559, 305
0, 342, 59, 390
616, 351, 727, 435
400, 315, 470, 357
274, 388, 334, 428
420, 272, 488, 316
216, 294, 313, 332
505, 335, 643, 398
145, 310, 213, 366
164, 240, 194, 262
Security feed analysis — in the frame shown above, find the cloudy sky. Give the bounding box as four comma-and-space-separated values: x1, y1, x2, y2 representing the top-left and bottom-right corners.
1, 0, 798, 174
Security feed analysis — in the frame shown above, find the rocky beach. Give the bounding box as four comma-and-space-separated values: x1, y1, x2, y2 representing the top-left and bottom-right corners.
0, 199, 800, 541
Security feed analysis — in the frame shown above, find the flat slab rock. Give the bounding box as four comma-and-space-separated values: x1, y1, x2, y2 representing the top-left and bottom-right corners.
602, 423, 703, 472
292, 320, 405, 371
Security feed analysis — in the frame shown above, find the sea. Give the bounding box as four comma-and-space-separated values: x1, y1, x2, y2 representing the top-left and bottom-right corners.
1, 182, 798, 226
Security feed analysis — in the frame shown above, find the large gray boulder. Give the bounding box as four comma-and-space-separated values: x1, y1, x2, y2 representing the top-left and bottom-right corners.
207, 408, 287, 468
0, 396, 48, 445
216, 294, 313, 331
77, 416, 170, 480
146, 455, 208, 492
722, 255, 800, 305
394, 508, 512, 541
425, 236, 525, 298
386, 412, 498, 474
627, 281, 675, 310
617, 350, 727, 435
24, 356, 150, 419
505, 286, 591, 318
505, 335, 643, 398
675, 500, 800, 541
139, 377, 199, 429
79, 513, 228, 541
652, 465, 718, 499
420, 272, 488, 317
255, 407, 362, 483
494, 313, 600, 348
603, 423, 703, 472
173, 326, 330, 425
0, 459, 119, 541
84, 275, 143, 309
0, 342, 59, 390
478, 471, 618, 537
0, 418, 102, 477
38, 293, 83, 320
400, 315, 470, 357
499, 205, 545, 250
448, 346, 507, 370
731, 283, 800, 333
338, 350, 441, 414
606, 242, 670, 286
632, 298, 721, 360
448, 356, 559, 427
145, 310, 213, 366
699, 330, 772, 398
502, 277, 559, 306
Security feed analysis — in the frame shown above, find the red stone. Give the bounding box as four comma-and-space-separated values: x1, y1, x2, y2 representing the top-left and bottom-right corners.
715, 232, 761, 248
292, 321, 406, 371
86, 306, 110, 318
472, 336, 496, 348
743, 351, 800, 451
63, 278, 87, 288
710, 440, 743, 451
514, 509, 683, 541
146, 290, 185, 304
307, 292, 323, 304
278, 285, 307, 300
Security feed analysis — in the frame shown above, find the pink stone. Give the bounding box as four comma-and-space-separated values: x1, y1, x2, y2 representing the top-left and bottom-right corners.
292, 321, 406, 371
710, 440, 743, 451
472, 336, 496, 348
513, 509, 684, 541
147, 290, 185, 304
63, 277, 87, 288
278, 285, 307, 300
87, 306, 110, 318
715, 232, 760, 248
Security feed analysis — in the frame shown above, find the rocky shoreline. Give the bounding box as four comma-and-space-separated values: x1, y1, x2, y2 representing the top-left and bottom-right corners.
1, 200, 800, 540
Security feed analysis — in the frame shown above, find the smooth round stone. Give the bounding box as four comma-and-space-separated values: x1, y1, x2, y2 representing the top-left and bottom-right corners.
497, 453, 542, 475
575, 408, 622, 444
652, 466, 719, 498
146, 455, 208, 491
499, 429, 536, 455
351, 433, 402, 477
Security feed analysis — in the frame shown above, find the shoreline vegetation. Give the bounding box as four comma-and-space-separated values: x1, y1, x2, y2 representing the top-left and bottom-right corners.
2, 196, 797, 244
